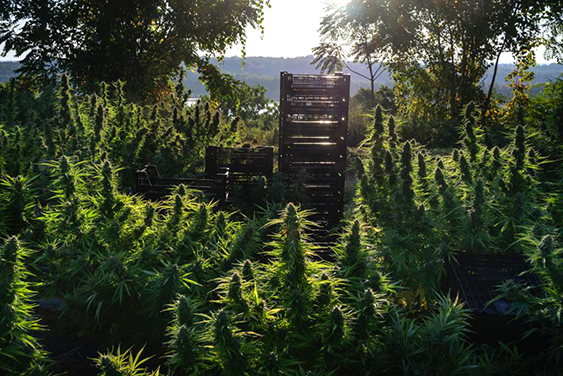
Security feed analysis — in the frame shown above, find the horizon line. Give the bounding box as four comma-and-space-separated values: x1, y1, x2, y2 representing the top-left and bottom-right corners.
0, 56, 561, 66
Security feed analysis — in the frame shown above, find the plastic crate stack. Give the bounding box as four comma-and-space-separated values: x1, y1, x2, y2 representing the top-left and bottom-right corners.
279, 72, 351, 252
205, 146, 274, 197
136, 165, 226, 202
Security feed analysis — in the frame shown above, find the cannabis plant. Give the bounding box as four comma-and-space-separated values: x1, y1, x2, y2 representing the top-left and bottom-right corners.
0, 237, 49, 374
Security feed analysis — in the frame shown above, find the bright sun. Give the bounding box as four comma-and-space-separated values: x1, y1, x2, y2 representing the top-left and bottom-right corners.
327, 0, 349, 5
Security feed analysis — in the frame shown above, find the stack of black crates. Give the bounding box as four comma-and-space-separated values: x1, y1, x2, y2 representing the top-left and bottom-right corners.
205, 146, 274, 195
279, 72, 350, 249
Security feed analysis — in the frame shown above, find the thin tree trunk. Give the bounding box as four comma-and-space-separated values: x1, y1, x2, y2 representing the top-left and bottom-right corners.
369, 62, 375, 108
447, 23, 458, 119
483, 39, 506, 119
341, 57, 385, 109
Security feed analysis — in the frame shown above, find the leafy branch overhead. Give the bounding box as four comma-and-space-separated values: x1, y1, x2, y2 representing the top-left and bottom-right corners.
315, 0, 557, 122
313, 4, 387, 108
0, 0, 271, 98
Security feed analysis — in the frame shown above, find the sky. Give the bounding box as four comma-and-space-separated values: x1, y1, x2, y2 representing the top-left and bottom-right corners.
225, 0, 328, 58
0, 0, 556, 64
0, 45, 17, 61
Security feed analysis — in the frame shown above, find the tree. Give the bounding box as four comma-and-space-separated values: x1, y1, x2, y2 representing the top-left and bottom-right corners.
541, 1, 563, 64
220, 81, 277, 127
313, 3, 387, 109
0, 0, 270, 99
319, 0, 547, 122
217, 80, 278, 145
354, 86, 396, 115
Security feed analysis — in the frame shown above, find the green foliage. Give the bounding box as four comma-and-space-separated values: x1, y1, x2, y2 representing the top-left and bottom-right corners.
352, 86, 396, 114
318, 0, 556, 147
94, 346, 159, 376
0, 78, 239, 189
383, 295, 474, 375
219, 81, 278, 146
0, 237, 49, 374
0, 174, 38, 237
354, 101, 558, 310
0, 0, 270, 99
338, 220, 367, 278
348, 86, 397, 148
313, 17, 387, 109
0, 44, 563, 375
491, 235, 563, 371
415, 4, 539, 110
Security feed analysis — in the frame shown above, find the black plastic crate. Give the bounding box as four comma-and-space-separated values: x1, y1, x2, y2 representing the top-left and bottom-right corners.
447, 253, 541, 316
205, 146, 273, 195
136, 165, 226, 202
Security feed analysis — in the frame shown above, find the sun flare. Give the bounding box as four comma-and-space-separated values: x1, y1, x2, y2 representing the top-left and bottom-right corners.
328, 0, 349, 6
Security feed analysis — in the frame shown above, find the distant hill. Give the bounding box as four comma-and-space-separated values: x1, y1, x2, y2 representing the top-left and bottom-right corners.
0, 61, 20, 82
182, 56, 393, 100
2, 57, 562, 100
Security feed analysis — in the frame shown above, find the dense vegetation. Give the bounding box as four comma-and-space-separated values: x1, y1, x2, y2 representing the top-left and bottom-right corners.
1, 64, 563, 374
1, 0, 563, 374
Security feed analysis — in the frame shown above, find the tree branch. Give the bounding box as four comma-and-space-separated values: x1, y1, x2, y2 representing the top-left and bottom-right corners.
341, 59, 372, 81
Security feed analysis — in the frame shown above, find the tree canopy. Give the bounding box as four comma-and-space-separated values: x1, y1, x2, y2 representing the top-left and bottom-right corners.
0, 0, 270, 99
313, 4, 386, 108
317, 0, 554, 121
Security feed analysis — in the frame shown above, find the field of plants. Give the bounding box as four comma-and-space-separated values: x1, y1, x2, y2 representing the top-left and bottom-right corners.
1, 74, 563, 375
